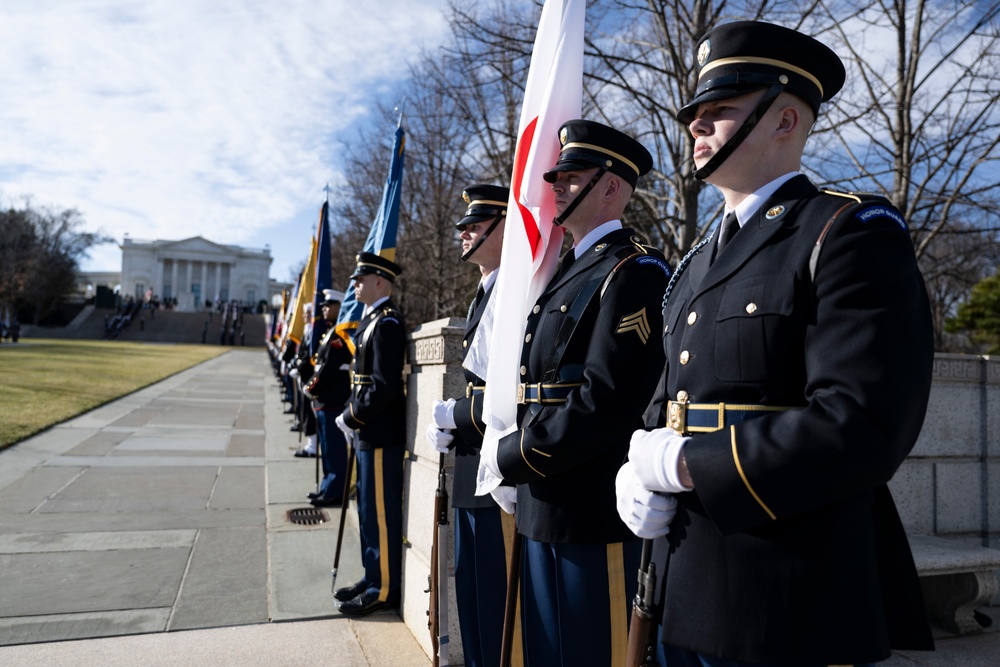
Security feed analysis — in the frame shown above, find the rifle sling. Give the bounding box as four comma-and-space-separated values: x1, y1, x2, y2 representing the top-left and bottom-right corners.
540, 248, 645, 384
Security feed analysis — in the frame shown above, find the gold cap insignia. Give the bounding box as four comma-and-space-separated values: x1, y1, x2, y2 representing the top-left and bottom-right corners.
766, 205, 786, 219
616, 307, 651, 345
697, 39, 711, 67
462, 190, 471, 203
559, 126, 568, 145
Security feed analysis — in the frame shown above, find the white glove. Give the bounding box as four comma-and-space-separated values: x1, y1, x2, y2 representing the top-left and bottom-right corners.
432, 398, 457, 430
289, 368, 299, 379
335, 413, 354, 441
615, 462, 678, 539
628, 428, 693, 494
491, 486, 517, 514
425, 422, 454, 454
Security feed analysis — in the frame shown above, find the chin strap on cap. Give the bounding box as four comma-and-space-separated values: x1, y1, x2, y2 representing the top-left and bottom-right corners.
460, 214, 504, 262
693, 83, 785, 181
553, 167, 607, 226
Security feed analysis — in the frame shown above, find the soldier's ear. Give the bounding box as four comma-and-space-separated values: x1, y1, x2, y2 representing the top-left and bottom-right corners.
604, 174, 623, 199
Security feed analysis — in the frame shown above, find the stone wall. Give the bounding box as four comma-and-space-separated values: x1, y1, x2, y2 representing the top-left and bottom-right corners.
891, 354, 999, 545
400, 318, 468, 662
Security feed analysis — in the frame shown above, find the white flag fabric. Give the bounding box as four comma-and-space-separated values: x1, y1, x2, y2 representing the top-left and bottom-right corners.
474, 0, 585, 497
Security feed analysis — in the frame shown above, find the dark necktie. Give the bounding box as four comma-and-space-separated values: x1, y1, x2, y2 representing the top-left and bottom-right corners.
467, 284, 486, 321
712, 211, 739, 263
556, 251, 576, 281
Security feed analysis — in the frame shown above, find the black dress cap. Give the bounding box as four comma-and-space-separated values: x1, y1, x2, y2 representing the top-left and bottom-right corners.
350, 251, 403, 282
542, 119, 653, 189
677, 21, 846, 124
457, 184, 509, 229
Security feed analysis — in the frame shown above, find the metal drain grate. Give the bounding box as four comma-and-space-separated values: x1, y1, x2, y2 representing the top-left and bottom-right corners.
287, 507, 329, 525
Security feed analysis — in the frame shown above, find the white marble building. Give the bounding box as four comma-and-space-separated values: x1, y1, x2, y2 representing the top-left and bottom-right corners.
120, 236, 273, 310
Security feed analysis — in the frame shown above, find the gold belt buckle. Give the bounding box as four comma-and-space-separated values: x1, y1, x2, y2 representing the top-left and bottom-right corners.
667, 400, 688, 434
517, 383, 526, 404
466, 382, 474, 399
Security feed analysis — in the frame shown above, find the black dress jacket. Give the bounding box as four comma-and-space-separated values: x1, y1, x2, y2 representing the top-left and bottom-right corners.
496, 228, 671, 544
342, 301, 406, 449
450, 283, 499, 509
307, 327, 353, 410
648, 176, 934, 663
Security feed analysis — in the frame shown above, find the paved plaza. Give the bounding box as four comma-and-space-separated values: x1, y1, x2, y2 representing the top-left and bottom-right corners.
0, 349, 427, 666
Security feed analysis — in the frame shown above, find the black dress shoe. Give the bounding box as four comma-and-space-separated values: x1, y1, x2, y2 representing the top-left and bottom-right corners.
290, 423, 302, 432
293, 449, 316, 458
310, 496, 342, 508
334, 580, 369, 603
307, 491, 322, 500
338, 590, 398, 617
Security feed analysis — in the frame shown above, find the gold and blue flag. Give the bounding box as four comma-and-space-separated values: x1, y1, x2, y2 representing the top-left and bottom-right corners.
335, 123, 406, 353
310, 201, 334, 355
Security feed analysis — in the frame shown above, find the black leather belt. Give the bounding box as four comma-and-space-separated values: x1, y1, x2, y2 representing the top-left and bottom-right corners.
466, 383, 485, 398
667, 401, 792, 434
517, 382, 583, 405
350, 373, 374, 389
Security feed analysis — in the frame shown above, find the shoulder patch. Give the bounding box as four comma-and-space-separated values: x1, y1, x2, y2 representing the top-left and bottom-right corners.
634, 254, 672, 278
855, 205, 907, 230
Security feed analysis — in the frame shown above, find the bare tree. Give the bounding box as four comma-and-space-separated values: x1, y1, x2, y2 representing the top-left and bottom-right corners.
812, 1, 1000, 346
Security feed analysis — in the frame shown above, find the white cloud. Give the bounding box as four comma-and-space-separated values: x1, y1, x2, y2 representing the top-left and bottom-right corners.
0, 0, 449, 280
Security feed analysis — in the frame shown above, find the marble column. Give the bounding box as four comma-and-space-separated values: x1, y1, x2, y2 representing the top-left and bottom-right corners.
170, 259, 178, 301
200, 261, 207, 309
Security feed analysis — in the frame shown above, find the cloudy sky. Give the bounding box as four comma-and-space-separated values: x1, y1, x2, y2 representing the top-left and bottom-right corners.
0, 0, 451, 283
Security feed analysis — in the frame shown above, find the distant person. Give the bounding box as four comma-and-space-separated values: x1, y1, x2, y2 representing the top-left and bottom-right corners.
427, 183, 513, 667
334, 251, 406, 616
302, 289, 352, 508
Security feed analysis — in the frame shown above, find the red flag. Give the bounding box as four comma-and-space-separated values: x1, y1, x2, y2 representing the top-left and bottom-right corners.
475, 0, 584, 495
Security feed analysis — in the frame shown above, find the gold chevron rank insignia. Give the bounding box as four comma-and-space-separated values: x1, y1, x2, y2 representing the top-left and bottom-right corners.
616, 308, 650, 344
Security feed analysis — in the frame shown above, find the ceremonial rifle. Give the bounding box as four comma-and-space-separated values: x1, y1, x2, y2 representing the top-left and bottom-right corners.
427, 452, 450, 666
499, 524, 523, 667
626, 539, 660, 667
331, 431, 357, 602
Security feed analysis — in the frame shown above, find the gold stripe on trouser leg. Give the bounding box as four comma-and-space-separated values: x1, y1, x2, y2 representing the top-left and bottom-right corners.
374, 449, 390, 602
500, 511, 524, 667
607, 543, 627, 667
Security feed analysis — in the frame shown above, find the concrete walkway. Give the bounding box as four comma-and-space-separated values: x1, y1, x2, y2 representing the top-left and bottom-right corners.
0, 348, 997, 666
0, 349, 428, 666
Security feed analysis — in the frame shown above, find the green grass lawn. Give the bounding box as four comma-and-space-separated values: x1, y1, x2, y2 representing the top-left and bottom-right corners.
0, 339, 229, 450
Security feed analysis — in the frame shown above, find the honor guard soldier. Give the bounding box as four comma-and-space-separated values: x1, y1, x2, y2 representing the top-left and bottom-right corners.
334, 251, 407, 616
426, 184, 517, 667
302, 289, 352, 507
290, 302, 318, 453
481, 120, 671, 665
616, 21, 936, 665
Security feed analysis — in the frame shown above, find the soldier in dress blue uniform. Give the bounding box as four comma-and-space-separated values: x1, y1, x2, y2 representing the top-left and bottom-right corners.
303, 289, 353, 507
615, 21, 936, 666
334, 251, 407, 616
426, 184, 519, 667
480, 120, 672, 665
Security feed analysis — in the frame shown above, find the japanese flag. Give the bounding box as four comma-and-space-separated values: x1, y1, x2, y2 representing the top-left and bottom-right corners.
470, 0, 584, 497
